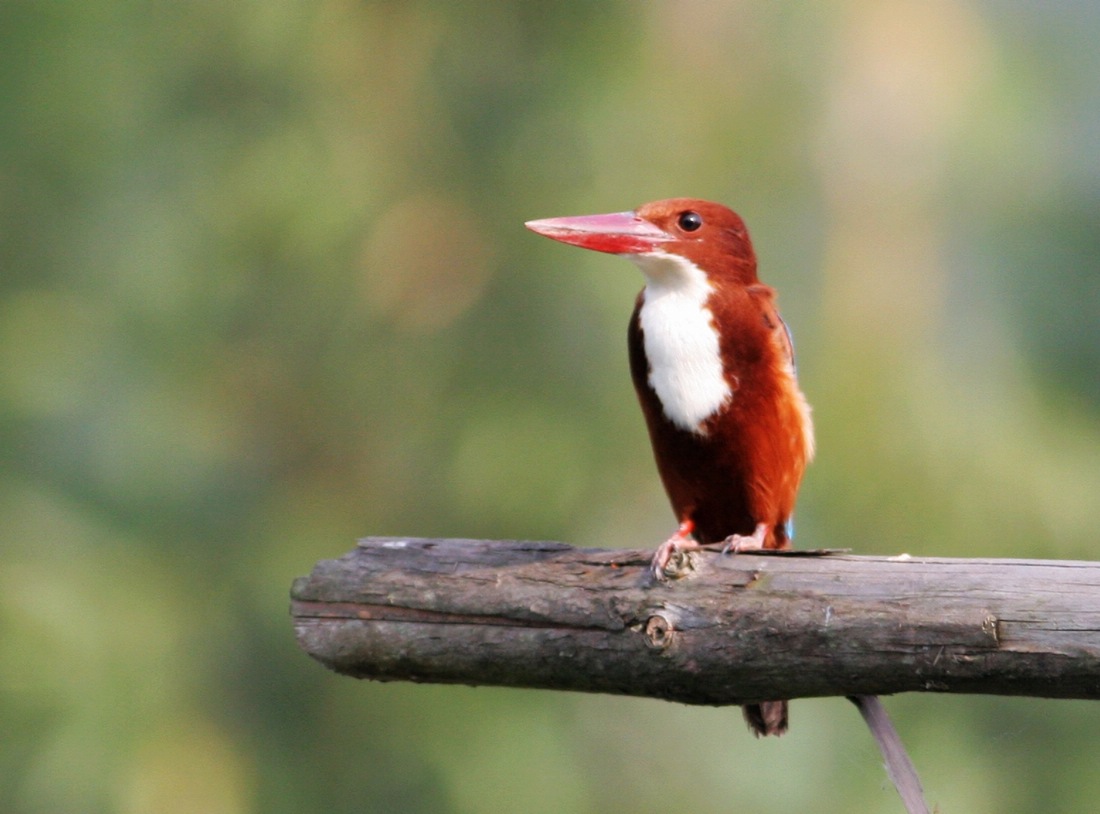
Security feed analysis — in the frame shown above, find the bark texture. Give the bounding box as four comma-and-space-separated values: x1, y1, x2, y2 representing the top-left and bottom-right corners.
291, 537, 1100, 705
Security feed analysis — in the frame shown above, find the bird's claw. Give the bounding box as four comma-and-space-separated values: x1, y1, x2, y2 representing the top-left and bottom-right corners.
650, 540, 690, 580
650, 520, 699, 580
721, 535, 763, 554
720, 522, 770, 555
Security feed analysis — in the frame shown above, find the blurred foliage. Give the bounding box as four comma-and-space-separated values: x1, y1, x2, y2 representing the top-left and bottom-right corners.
2, 1, 1099, 812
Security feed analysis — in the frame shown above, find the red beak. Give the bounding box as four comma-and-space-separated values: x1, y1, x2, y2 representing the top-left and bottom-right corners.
525, 211, 673, 255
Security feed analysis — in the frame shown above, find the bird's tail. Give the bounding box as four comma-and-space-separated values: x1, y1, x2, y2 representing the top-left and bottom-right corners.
742, 700, 788, 737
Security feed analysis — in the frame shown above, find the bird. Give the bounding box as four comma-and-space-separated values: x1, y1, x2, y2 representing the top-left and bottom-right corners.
525, 198, 815, 737
524, 201, 930, 811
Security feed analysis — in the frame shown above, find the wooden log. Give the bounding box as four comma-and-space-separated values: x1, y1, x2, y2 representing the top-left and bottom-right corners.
290, 536, 1100, 705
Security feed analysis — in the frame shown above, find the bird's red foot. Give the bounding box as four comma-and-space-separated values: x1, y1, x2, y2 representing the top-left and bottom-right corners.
721, 522, 770, 554
650, 519, 700, 580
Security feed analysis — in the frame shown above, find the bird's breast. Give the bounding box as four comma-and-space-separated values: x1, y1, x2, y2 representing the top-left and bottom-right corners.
636, 284, 732, 434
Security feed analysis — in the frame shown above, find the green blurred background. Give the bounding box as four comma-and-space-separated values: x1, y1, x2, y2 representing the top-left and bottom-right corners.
3, 1, 1099, 812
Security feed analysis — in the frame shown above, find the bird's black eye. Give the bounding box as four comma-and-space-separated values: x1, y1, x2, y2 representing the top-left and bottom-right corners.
678, 211, 702, 232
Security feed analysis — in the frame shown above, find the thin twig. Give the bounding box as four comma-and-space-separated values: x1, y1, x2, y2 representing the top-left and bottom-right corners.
848, 695, 930, 814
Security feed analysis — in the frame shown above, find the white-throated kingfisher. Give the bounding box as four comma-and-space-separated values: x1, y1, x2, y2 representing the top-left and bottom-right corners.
525, 198, 814, 737
524, 200, 929, 811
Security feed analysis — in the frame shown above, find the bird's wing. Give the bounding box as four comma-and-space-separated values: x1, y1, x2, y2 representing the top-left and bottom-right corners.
774, 308, 798, 374
748, 285, 799, 375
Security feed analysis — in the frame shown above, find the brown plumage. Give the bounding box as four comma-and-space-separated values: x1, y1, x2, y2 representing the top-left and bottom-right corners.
626, 228, 812, 549
527, 201, 929, 808
526, 198, 814, 736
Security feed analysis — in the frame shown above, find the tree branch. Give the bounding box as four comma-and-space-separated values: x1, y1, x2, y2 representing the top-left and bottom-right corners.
291, 537, 1100, 704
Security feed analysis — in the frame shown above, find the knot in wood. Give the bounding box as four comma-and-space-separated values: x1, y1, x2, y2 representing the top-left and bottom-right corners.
644, 614, 676, 649
981, 613, 1000, 644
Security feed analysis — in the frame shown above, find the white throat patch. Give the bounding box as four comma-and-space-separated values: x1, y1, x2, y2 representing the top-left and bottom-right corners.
630, 253, 731, 434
